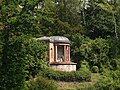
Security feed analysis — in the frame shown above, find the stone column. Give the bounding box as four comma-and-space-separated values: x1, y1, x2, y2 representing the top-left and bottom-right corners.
65, 45, 70, 62
64, 45, 66, 62
68, 45, 70, 61
55, 45, 57, 62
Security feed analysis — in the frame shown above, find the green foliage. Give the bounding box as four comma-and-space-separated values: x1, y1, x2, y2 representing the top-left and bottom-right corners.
94, 68, 120, 90
95, 75, 114, 90
112, 70, 120, 89
83, 0, 116, 39
108, 39, 120, 59
77, 86, 96, 90
26, 76, 57, 90
115, 58, 120, 70
0, 35, 47, 90
0, 0, 120, 89
78, 63, 91, 81
71, 34, 110, 70
0, 36, 28, 90
0, 31, 3, 61
80, 61, 90, 69
70, 34, 90, 69
41, 68, 91, 82
80, 38, 110, 69
92, 66, 99, 73
23, 37, 47, 78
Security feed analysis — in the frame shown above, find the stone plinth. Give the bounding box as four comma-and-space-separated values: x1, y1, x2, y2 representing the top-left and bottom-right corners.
50, 62, 76, 71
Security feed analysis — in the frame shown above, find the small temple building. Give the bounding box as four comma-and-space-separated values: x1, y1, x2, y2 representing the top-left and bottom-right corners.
37, 36, 76, 71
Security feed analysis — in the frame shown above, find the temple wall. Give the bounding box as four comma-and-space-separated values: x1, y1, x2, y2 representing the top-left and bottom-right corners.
49, 43, 54, 63
50, 64, 76, 71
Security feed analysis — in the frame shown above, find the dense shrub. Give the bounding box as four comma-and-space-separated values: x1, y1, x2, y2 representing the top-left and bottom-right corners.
80, 61, 90, 69
92, 66, 99, 73
77, 86, 96, 90
23, 37, 47, 78
76, 60, 120, 90
112, 70, 120, 89
0, 35, 47, 90
94, 68, 120, 90
0, 36, 28, 90
95, 75, 114, 90
70, 34, 90, 69
26, 76, 57, 90
80, 38, 110, 70
41, 68, 91, 82
71, 34, 110, 71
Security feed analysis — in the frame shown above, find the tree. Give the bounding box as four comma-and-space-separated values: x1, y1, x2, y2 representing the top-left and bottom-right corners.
52, 0, 83, 36
0, 0, 48, 89
82, 0, 117, 39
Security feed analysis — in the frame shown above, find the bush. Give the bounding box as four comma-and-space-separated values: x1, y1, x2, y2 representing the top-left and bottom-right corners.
95, 75, 114, 90
41, 68, 91, 82
92, 66, 99, 73
0, 35, 47, 90
70, 34, 90, 69
77, 86, 96, 90
71, 34, 110, 71
112, 70, 120, 89
94, 69, 120, 90
26, 76, 57, 90
23, 37, 47, 79
80, 61, 90, 69
0, 35, 29, 90
80, 38, 110, 70
78, 65, 91, 82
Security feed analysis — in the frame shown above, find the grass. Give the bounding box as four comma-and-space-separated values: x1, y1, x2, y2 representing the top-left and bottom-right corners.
57, 73, 100, 90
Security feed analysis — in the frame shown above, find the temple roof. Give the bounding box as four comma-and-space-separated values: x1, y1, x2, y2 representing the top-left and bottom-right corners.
37, 36, 70, 43
37, 36, 49, 41
49, 36, 70, 43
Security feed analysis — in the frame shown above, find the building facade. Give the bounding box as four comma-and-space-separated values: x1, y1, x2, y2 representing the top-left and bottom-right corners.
37, 36, 76, 71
